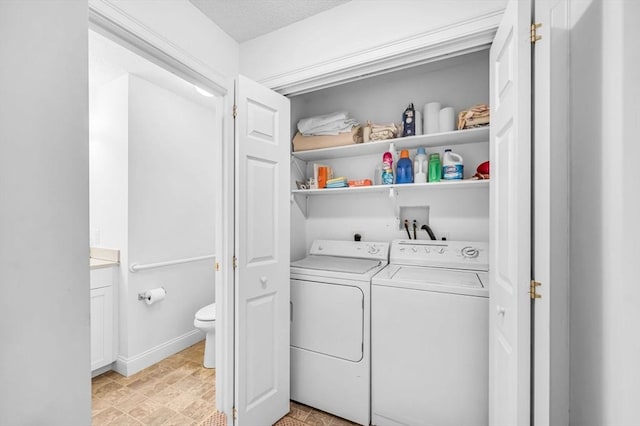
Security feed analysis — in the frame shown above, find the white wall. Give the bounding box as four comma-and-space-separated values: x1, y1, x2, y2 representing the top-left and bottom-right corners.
97, 0, 239, 79
125, 75, 217, 363
0, 2, 91, 425
569, 1, 640, 424
240, 0, 505, 85
91, 74, 217, 374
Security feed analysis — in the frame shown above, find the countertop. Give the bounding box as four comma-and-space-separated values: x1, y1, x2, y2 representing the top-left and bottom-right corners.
90, 247, 120, 270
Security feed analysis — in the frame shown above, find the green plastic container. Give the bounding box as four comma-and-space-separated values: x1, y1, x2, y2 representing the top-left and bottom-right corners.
428, 153, 441, 182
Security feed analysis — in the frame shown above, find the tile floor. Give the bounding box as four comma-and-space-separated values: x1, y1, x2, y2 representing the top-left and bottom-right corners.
92, 341, 357, 426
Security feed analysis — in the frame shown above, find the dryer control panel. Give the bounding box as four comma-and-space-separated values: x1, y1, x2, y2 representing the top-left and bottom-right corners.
309, 240, 390, 261
390, 239, 489, 271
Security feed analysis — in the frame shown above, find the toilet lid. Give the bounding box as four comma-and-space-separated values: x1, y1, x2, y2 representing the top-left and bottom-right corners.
196, 303, 216, 321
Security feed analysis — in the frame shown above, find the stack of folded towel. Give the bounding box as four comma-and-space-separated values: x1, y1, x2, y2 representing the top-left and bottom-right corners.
293, 112, 362, 152
363, 121, 401, 142
298, 111, 359, 136
457, 104, 490, 130
325, 177, 348, 188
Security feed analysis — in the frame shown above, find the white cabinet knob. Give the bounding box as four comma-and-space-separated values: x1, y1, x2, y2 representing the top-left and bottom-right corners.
260, 276, 268, 286
496, 305, 506, 316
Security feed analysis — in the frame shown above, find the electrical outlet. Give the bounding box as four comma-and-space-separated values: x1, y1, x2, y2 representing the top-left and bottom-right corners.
353, 232, 363, 242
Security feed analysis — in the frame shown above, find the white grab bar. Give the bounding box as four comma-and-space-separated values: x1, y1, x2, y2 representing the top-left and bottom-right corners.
129, 254, 215, 272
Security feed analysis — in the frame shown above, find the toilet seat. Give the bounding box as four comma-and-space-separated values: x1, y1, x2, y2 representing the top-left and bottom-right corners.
195, 303, 216, 321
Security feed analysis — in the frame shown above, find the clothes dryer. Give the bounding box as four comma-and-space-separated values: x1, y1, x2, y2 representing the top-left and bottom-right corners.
290, 240, 389, 426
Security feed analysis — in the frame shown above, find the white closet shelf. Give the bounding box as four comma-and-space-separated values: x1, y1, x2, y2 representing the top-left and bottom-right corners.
292, 179, 489, 196
291, 127, 489, 161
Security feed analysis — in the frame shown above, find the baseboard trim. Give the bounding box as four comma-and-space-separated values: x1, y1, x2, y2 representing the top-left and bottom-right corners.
114, 329, 204, 377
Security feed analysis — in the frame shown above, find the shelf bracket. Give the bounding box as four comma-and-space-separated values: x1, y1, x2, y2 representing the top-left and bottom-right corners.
291, 192, 308, 218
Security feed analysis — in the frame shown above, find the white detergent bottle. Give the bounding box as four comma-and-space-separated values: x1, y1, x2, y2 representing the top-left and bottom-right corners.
442, 149, 464, 180
414, 147, 428, 183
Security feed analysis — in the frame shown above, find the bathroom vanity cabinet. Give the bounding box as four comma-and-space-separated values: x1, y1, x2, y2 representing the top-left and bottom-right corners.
90, 266, 117, 372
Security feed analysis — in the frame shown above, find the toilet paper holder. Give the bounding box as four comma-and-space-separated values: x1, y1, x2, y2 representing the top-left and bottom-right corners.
138, 287, 167, 301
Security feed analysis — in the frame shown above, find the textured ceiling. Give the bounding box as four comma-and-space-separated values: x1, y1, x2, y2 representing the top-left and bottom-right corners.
189, 0, 351, 43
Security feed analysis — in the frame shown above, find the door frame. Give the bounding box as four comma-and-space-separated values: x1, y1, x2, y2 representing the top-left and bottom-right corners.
87, 1, 236, 420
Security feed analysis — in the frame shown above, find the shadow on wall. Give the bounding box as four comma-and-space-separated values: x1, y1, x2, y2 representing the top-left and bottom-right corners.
570, 0, 603, 424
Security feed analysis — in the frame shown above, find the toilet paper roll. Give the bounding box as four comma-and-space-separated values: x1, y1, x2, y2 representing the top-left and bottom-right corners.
145, 287, 166, 305
439, 107, 456, 132
424, 102, 441, 134
415, 110, 423, 135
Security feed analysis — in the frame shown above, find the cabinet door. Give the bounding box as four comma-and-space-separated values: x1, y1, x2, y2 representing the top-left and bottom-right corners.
90, 286, 114, 371
489, 0, 532, 424
234, 75, 291, 425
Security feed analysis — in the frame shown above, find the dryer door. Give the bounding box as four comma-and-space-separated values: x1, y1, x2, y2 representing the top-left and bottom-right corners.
291, 279, 364, 362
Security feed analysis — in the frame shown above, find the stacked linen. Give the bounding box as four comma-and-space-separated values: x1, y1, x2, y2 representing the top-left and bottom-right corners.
298, 111, 359, 136
293, 112, 362, 152
325, 177, 348, 188
457, 104, 490, 129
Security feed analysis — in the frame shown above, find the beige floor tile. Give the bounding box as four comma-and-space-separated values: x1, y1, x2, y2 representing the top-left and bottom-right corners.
107, 414, 144, 426
140, 406, 178, 426
93, 373, 114, 389
146, 384, 183, 406
138, 378, 172, 397
165, 391, 202, 413
328, 416, 358, 426
105, 385, 139, 406
126, 397, 163, 420
275, 416, 308, 426
160, 367, 193, 386
94, 381, 125, 400
304, 410, 335, 426
171, 374, 202, 393
163, 411, 198, 426
287, 401, 312, 422
201, 387, 216, 402
93, 407, 126, 426
180, 398, 217, 422
115, 391, 148, 414
92, 396, 113, 416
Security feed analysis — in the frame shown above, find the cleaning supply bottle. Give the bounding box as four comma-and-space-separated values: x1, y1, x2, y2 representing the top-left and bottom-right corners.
414, 147, 428, 183
396, 150, 413, 184
442, 149, 464, 180
381, 152, 394, 185
428, 153, 441, 182
402, 103, 416, 137
388, 142, 398, 183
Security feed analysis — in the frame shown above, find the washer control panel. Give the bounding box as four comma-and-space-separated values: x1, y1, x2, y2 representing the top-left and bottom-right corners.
390, 239, 489, 271
310, 240, 390, 261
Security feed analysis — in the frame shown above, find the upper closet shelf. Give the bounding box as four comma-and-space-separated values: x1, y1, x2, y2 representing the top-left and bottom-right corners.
291, 127, 489, 162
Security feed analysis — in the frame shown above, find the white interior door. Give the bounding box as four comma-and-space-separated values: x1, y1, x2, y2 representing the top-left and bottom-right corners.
489, 0, 532, 425
533, 1, 570, 425
234, 75, 291, 425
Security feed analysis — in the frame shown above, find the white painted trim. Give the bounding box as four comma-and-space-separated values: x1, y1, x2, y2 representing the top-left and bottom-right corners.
114, 330, 204, 377
262, 10, 503, 96
88, 0, 228, 96
91, 363, 115, 378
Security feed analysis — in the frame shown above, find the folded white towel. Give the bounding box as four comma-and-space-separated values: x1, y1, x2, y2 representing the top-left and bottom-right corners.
298, 111, 353, 135
303, 118, 359, 136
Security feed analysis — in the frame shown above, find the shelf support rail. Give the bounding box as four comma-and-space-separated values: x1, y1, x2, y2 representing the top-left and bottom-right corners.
129, 254, 216, 273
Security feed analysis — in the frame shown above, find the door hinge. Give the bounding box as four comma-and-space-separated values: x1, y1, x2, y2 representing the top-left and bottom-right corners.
233, 255, 238, 270
531, 23, 542, 44
233, 406, 238, 420
215, 261, 220, 272
232, 104, 237, 119
530, 280, 542, 300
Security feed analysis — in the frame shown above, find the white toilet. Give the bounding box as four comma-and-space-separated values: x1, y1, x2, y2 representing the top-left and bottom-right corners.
194, 303, 216, 368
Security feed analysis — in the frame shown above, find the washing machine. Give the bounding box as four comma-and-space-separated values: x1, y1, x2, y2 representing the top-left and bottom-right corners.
371, 239, 489, 426
290, 239, 390, 426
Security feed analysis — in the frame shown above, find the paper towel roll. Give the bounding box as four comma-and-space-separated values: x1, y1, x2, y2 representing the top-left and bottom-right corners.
439, 107, 455, 132
145, 287, 166, 305
424, 102, 441, 134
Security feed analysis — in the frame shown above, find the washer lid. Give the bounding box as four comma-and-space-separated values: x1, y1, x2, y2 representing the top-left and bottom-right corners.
291, 255, 382, 274
195, 303, 216, 321
393, 267, 484, 288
